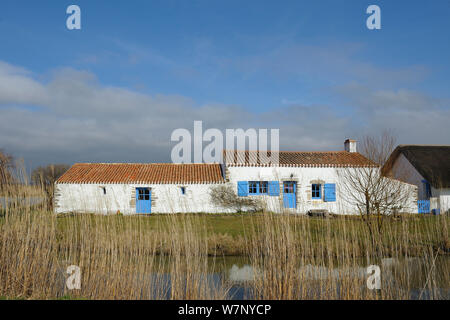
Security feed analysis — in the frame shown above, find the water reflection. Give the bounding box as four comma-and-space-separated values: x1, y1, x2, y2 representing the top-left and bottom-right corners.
222, 256, 449, 299
56, 255, 448, 300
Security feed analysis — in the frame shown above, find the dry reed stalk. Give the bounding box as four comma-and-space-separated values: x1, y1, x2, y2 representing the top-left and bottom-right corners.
0, 168, 448, 300
245, 211, 448, 300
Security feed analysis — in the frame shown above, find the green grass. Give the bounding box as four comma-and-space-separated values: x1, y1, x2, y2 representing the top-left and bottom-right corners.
50, 212, 449, 257
55, 212, 256, 238
53, 212, 444, 235
2, 211, 448, 258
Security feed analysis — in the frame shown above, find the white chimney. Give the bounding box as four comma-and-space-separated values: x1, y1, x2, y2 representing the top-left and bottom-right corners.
344, 139, 357, 153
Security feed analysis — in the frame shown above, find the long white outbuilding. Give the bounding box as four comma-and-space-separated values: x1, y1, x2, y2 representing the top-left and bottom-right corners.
55, 140, 418, 215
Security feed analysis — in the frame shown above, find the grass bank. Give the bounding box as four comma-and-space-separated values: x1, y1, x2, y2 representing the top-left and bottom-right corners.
51, 212, 450, 257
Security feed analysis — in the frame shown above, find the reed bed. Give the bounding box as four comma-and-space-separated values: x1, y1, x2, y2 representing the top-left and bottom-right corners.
247, 212, 449, 299
0, 207, 229, 299
0, 183, 448, 300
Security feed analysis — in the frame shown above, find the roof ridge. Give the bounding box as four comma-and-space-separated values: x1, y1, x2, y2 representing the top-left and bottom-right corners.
398, 144, 450, 148
223, 149, 347, 153
73, 162, 220, 165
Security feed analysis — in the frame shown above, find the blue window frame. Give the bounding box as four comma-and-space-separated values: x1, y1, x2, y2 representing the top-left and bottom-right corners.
260, 181, 268, 194
180, 187, 186, 195
284, 182, 295, 194
249, 181, 258, 194
248, 181, 269, 195
138, 188, 150, 200
312, 184, 321, 199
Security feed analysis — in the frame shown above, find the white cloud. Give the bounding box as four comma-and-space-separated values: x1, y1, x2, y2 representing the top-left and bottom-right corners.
0, 61, 48, 105
335, 83, 450, 145
0, 61, 448, 167
336, 83, 443, 111
227, 42, 430, 87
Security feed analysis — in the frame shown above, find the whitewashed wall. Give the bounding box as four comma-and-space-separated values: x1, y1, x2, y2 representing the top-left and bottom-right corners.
54, 165, 419, 215
226, 166, 349, 214
390, 153, 428, 199
390, 153, 449, 213
226, 166, 418, 214
54, 183, 228, 215
432, 188, 450, 213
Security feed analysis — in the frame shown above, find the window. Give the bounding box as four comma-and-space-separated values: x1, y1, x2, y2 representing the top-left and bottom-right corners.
238, 181, 279, 197
100, 187, 106, 195
138, 188, 150, 200
260, 181, 268, 194
312, 184, 321, 199
180, 187, 186, 195
248, 181, 269, 195
284, 182, 295, 194
249, 181, 258, 194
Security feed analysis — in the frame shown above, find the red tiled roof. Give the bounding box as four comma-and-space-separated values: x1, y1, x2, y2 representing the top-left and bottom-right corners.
56, 163, 225, 184
224, 150, 378, 167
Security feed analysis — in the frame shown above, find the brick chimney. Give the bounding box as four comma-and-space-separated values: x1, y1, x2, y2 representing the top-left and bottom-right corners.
344, 139, 357, 153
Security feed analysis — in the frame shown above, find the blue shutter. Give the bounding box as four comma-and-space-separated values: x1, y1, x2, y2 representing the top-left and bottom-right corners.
324, 183, 336, 202
268, 181, 280, 196
237, 181, 249, 196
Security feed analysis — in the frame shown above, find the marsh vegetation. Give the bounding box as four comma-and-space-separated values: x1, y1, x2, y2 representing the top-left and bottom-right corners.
0, 204, 448, 299
0, 147, 448, 300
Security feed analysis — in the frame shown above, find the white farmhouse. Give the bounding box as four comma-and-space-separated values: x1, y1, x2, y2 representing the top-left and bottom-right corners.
55, 139, 418, 215
55, 163, 226, 214
382, 145, 450, 214
224, 139, 417, 214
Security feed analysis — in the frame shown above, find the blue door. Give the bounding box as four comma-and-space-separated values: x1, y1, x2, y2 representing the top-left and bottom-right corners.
418, 200, 430, 214
283, 182, 296, 209
136, 188, 151, 214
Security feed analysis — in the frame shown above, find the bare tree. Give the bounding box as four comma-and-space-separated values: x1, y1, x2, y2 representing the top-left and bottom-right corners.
31, 164, 70, 210
338, 132, 416, 245
209, 184, 263, 213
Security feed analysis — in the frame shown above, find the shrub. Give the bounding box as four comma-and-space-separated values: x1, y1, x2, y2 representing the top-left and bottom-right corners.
209, 184, 263, 213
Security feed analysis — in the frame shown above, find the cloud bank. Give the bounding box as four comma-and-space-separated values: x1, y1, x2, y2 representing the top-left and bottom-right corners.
0, 60, 448, 167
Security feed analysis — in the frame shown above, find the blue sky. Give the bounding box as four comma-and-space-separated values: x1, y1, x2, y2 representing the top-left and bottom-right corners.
0, 0, 449, 166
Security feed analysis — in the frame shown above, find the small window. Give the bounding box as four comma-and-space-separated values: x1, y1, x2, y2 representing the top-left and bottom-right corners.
260, 181, 268, 194
312, 184, 321, 199
138, 188, 150, 200
248, 181, 269, 195
100, 187, 106, 195
249, 181, 258, 194
180, 187, 186, 195
284, 182, 295, 194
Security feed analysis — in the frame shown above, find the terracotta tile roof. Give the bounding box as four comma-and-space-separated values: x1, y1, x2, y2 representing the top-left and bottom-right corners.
224, 150, 378, 167
56, 163, 225, 184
